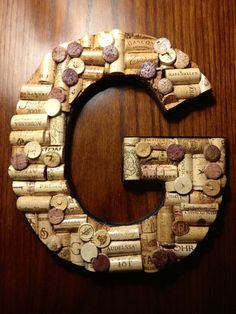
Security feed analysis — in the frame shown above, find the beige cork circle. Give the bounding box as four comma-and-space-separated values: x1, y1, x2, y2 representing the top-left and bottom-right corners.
9, 30, 226, 273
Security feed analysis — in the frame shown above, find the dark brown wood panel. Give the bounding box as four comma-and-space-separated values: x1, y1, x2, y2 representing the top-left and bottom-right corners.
1, 1, 236, 313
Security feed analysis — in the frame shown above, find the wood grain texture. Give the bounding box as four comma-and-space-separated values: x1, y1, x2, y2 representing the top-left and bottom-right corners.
1, 0, 236, 313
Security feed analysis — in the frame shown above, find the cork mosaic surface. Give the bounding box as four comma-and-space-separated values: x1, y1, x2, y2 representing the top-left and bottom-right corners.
8, 30, 225, 273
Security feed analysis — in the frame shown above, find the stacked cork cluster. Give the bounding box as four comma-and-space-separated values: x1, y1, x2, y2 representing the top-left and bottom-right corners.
9, 30, 221, 273
123, 137, 226, 271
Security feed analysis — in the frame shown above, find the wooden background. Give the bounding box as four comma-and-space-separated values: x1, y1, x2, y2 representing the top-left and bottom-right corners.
1, 0, 236, 313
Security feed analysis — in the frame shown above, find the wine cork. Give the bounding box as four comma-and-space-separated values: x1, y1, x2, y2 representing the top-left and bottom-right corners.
45, 98, 63, 115
84, 262, 95, 272
140, 165, 157, 180
178, 154, 193, 179
81, 65, 104, 80
123, 145, 140, 180
10, 146, 27, 160
209, 138, 226, 172
102, 240, 141, 256
42, 146, 64, 163
25, 213, 38, 234
175, 226, 209, 243
192, 154, 208, 190
9, 130, 49, 146
141, 215, 157, 233
164, 192, 189, 205
81, 242, 98, 262
36, 180, 68, 195
70, 233, 85, 266
17, 196, 51, 212
199, 73, 212, 93
80, 48, 105, 66
39, 52, 56, 84
174, 49, 190, 69
109, 255, 143, 272
156, 165, 178, 181
38, 213, 53, 244
189, 191, 222, 204
135, 141, 152, 157
57, 232, 71, 247
108, 225, 140, 240
172, 219, 190, 237
54, 55, 70, 91
104, 62, 110, 75
159, 48, 176, 66
177, 138, 209, 154
50, 194, 68, 210
141, 232, 157, 252
145, 150, 168, 163
79, 223, 95, 242
8, 164, 46, 181
49, 113, 66, 145
12, 180, 69, 196
173, 84, 201, 99
80, 34, 94, 48
152, 248, 178, 270
47, 164, 64, 180
129, 32, 156, 40
172, 243, 197, 258
16, 100, 48, 114
165, 68, 201, 85
43, 151, 61, 167
123, 137, 140, 146
20, 84, 52, 100
125, 52, 158, 69
24, 141, 42, 159
53, 214, 87, 231
142, 138, 178, 150
35, 180, 69, 195
125, 37, 156, 52
141, 232, 158, 273
124, 68, 140, 75
180, 203, 219, 211
157, 206, 174, 245
182, 210, 217, 225
109, 29, 125, 74
46, 235, 62, 252
11, 114, 48, 131
94, 31, 114, 48
12, 181, 36, 196
54, 62, 71, 112
165, 181, 176, 192
135, 141, 151, 158
69, 79, 83, 104
93, 229, 111, 248
65, 197, 84, 214
68, 58, 85, 75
